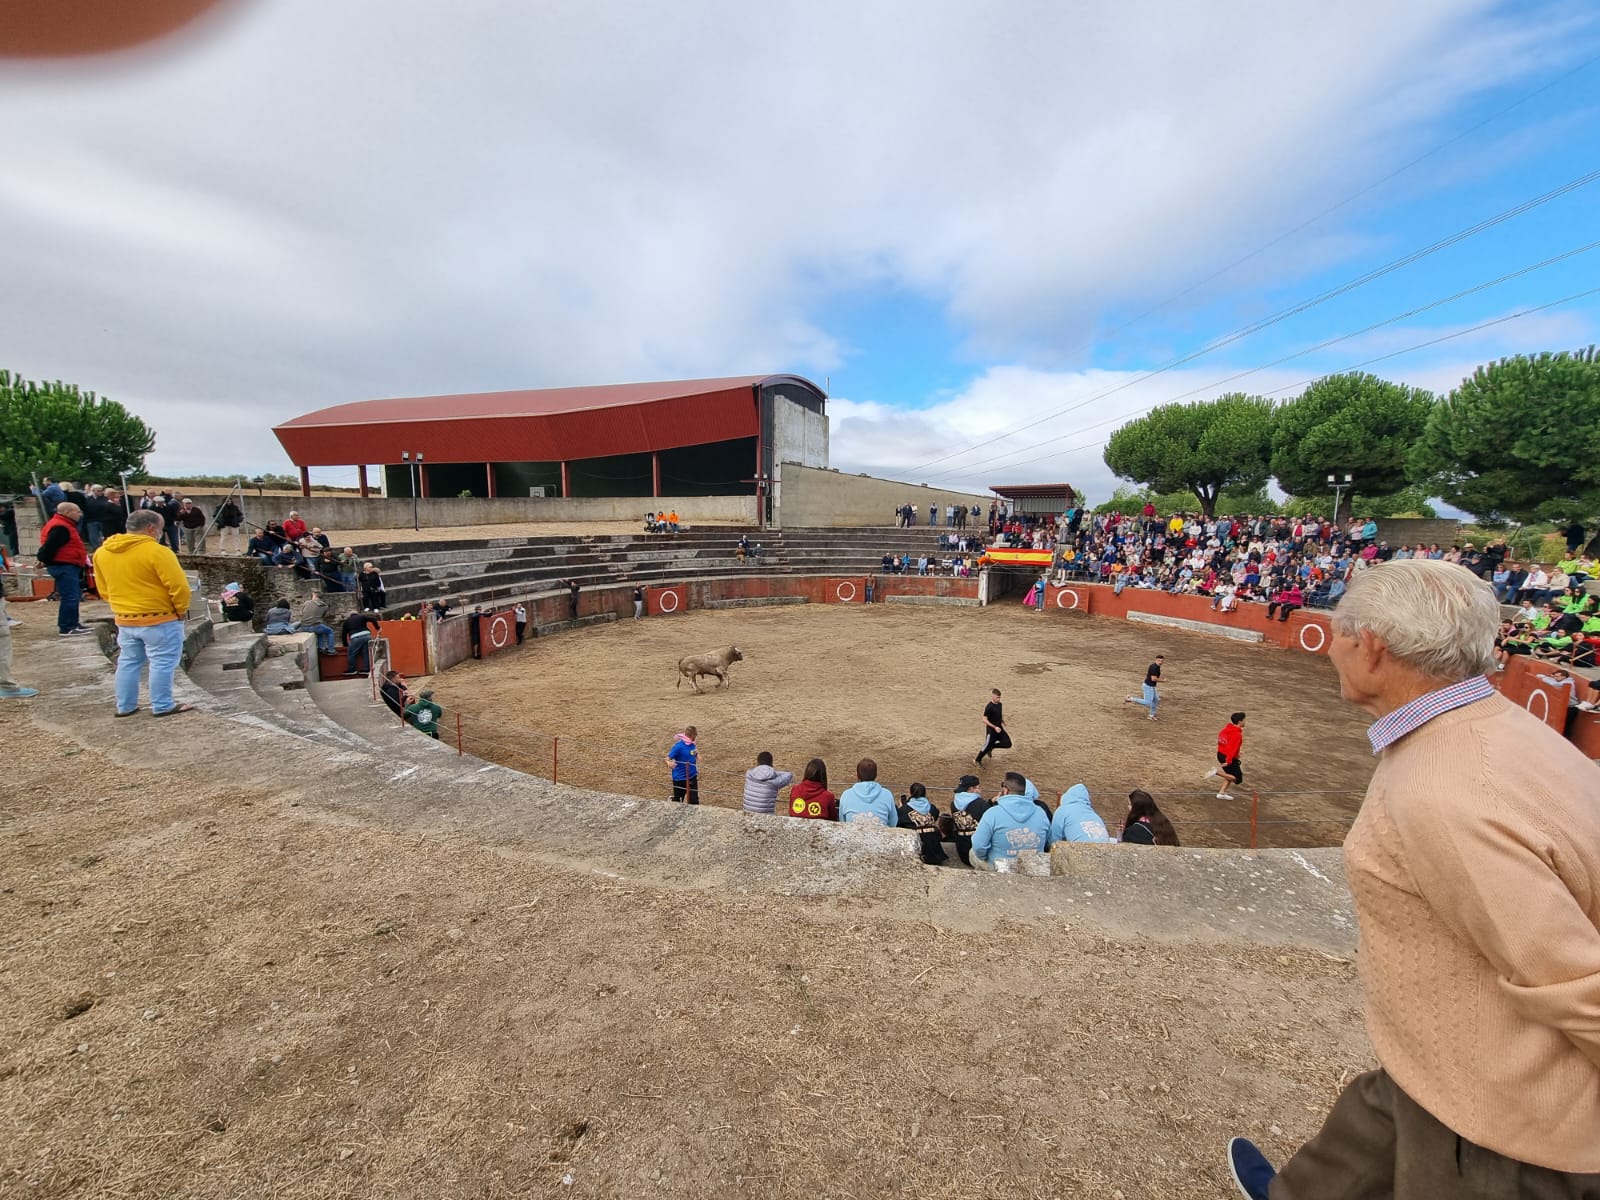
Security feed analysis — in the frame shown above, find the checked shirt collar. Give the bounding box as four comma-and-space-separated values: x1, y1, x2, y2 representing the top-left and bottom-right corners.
1366, 675, 1495, 754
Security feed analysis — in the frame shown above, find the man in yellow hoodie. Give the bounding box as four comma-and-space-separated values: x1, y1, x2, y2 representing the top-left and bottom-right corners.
93, 509, 194, 717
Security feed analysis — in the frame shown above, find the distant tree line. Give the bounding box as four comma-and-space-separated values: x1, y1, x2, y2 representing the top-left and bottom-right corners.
1100, 347, 1600, 523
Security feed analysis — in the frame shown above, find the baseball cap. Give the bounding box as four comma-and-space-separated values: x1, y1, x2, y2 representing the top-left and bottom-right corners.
957, 774, 980, 791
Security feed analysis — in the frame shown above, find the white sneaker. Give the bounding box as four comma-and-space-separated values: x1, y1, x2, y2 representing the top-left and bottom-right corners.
1204, 767, 1219, 781
1147, 714, 1157, 721
1217, 791, 1234, 800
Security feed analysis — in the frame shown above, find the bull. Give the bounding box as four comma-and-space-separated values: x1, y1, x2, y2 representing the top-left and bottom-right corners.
676, 645, 744, 693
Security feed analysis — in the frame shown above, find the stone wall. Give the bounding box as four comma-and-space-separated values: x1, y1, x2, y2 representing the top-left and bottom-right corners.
1373, 517, 1461, 548
774, 463, 989, 528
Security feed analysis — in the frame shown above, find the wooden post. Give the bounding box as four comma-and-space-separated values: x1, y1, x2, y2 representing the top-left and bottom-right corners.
485, 463, 496, 498
652, 451, 660, 498
552, 736, 559, 784
455, 711, 463, 756
298, 465, 311, 498
560, 461, 571, 499
1250, 791, 1259, 849
358, 464, 369, 499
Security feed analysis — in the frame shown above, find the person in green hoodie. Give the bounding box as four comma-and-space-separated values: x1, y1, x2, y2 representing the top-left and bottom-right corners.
404, 688, 443, 738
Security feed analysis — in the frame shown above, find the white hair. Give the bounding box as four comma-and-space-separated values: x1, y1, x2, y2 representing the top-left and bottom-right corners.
1332, 559, 1499, 681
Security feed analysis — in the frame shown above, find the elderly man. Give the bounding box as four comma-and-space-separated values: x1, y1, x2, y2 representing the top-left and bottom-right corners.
93, 508, 195, 717
37, 500, 91, 635
1229, 559, 1600, 1198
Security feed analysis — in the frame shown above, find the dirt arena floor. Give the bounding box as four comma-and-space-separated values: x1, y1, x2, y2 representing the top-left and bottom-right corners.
0, 713, 1371, 1200
433, 603, 1378, 847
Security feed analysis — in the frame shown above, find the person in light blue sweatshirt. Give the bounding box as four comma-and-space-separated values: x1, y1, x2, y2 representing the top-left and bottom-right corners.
972, 772, 1052, 869
838, 758, 898, 827
1049, 783, 1114, 844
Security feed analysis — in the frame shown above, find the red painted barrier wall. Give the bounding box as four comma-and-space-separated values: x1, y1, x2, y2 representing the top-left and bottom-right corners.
377, 618, 428, 676
1490, 654, 1591, 737
1073, 584, 1333, 656
647, 584, 686, 615
478, 608, 518, 657
823, 577, 867, 603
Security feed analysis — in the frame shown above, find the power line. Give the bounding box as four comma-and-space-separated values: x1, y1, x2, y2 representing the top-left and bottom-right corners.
944, 283, 1600, 481
1086, 51, 1600, 350
921, 241, 1600, 482
909, 164, 1600, 475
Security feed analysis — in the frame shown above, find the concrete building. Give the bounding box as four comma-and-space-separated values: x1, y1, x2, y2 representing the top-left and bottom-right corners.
273, 375, 830, 523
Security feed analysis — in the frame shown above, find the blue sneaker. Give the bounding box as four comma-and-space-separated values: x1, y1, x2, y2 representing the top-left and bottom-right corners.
1228, 1137, 1276, 1200
0, 686, 40, 699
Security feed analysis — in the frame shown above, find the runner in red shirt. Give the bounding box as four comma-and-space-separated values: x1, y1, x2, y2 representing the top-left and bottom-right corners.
1205, 712, 1246, 799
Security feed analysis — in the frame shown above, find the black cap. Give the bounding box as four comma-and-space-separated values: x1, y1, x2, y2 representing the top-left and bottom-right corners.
957, 774, 980, 791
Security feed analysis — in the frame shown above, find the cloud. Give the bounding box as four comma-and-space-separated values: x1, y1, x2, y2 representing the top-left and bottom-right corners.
0, 0, 1589, 479
830, 305, 1595, 504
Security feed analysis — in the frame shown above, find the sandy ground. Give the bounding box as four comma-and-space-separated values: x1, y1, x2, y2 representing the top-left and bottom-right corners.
432, 604, 1377, 847
0, 707, 1370, 1200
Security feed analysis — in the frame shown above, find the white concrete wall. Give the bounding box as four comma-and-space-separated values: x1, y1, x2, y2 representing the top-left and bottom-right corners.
177, 492, 757, 530
772, 392, 827, 468
773, 463, 990, 528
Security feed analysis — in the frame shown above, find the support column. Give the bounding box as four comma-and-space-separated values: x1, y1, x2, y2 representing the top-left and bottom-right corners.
560, 461, 571, 499
418, 465, 430, 499
358, 464, 369, 499
485, 463, 496, 498
299, 465, 310, 498
651, 452, 661, 498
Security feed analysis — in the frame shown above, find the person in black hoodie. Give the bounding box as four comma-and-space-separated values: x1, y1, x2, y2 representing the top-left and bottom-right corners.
896, 783, 949, 866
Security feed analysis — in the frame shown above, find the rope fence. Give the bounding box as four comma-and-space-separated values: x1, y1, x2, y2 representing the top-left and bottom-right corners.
372, 698, 1359, 849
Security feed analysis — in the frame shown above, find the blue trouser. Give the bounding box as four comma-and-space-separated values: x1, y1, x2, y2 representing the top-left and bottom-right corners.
115, 619, 184, 714
1129, 683, 1159, 715
347, 632, 372, 674
305, 623, 336, 653
47, 563, 82, 632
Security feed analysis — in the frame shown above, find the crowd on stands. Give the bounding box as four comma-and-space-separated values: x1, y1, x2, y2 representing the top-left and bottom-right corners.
658, 727, 1182, 870
30, 476, 241, 556
995, 502, 1548, 621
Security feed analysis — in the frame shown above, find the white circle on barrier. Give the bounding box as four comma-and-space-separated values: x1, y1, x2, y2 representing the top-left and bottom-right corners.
1526, 689, 1549, 723
1054, 588, 1080, 610
1298, 623, 1326, 653
658, 589, 680, 614
835, 581, 857, 602
488, 615, 510, 649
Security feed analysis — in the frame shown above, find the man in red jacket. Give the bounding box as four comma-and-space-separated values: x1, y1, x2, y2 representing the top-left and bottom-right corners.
37, 501, 91, 636
1205, 712, 1245, 800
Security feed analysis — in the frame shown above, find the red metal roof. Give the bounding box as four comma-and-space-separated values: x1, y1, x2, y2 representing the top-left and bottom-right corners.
273, 375, 816, 467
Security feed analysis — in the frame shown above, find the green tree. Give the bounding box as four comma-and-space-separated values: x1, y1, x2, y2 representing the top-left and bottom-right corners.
1410, 347, 1600, 523
0, 371, 156, 492
1270, 372, 1434, 500
1102, 393, 1275, 517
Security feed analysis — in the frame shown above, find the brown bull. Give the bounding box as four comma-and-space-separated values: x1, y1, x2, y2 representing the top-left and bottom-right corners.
676, 645, 744, 693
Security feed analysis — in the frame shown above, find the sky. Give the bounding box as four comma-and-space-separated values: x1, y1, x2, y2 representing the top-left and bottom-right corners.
1, 0, 1597, 507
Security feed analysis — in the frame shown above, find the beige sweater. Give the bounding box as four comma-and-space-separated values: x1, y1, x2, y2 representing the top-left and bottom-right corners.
1345, 691, 1600, 1171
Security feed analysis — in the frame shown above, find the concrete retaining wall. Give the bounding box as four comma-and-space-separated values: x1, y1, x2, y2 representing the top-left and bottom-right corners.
775, 463, 988, 529
1374, 517, 1461, 547
176, 492, 756, 531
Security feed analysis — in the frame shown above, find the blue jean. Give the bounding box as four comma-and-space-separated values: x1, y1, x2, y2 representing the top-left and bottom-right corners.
115, 620, 184, 714
346, 632, 372, 674
47, 563, 82, 632
305, 622, 336, 653
1130, 683, 1159, 716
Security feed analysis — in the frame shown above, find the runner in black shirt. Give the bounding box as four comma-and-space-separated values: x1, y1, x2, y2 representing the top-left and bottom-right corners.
1124, 654, 1164, 721
975, 687, 1013, 764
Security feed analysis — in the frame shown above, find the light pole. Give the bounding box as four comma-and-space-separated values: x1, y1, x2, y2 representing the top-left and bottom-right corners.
1328, 473, 1353, 525
402, 451, 424, 531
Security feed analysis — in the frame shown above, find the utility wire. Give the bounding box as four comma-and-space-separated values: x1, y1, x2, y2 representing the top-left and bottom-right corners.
909, 164, 1600, 475
958, 284, 1600, 479
922, 238, 1600, 482
1085, 51, 1600, 352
